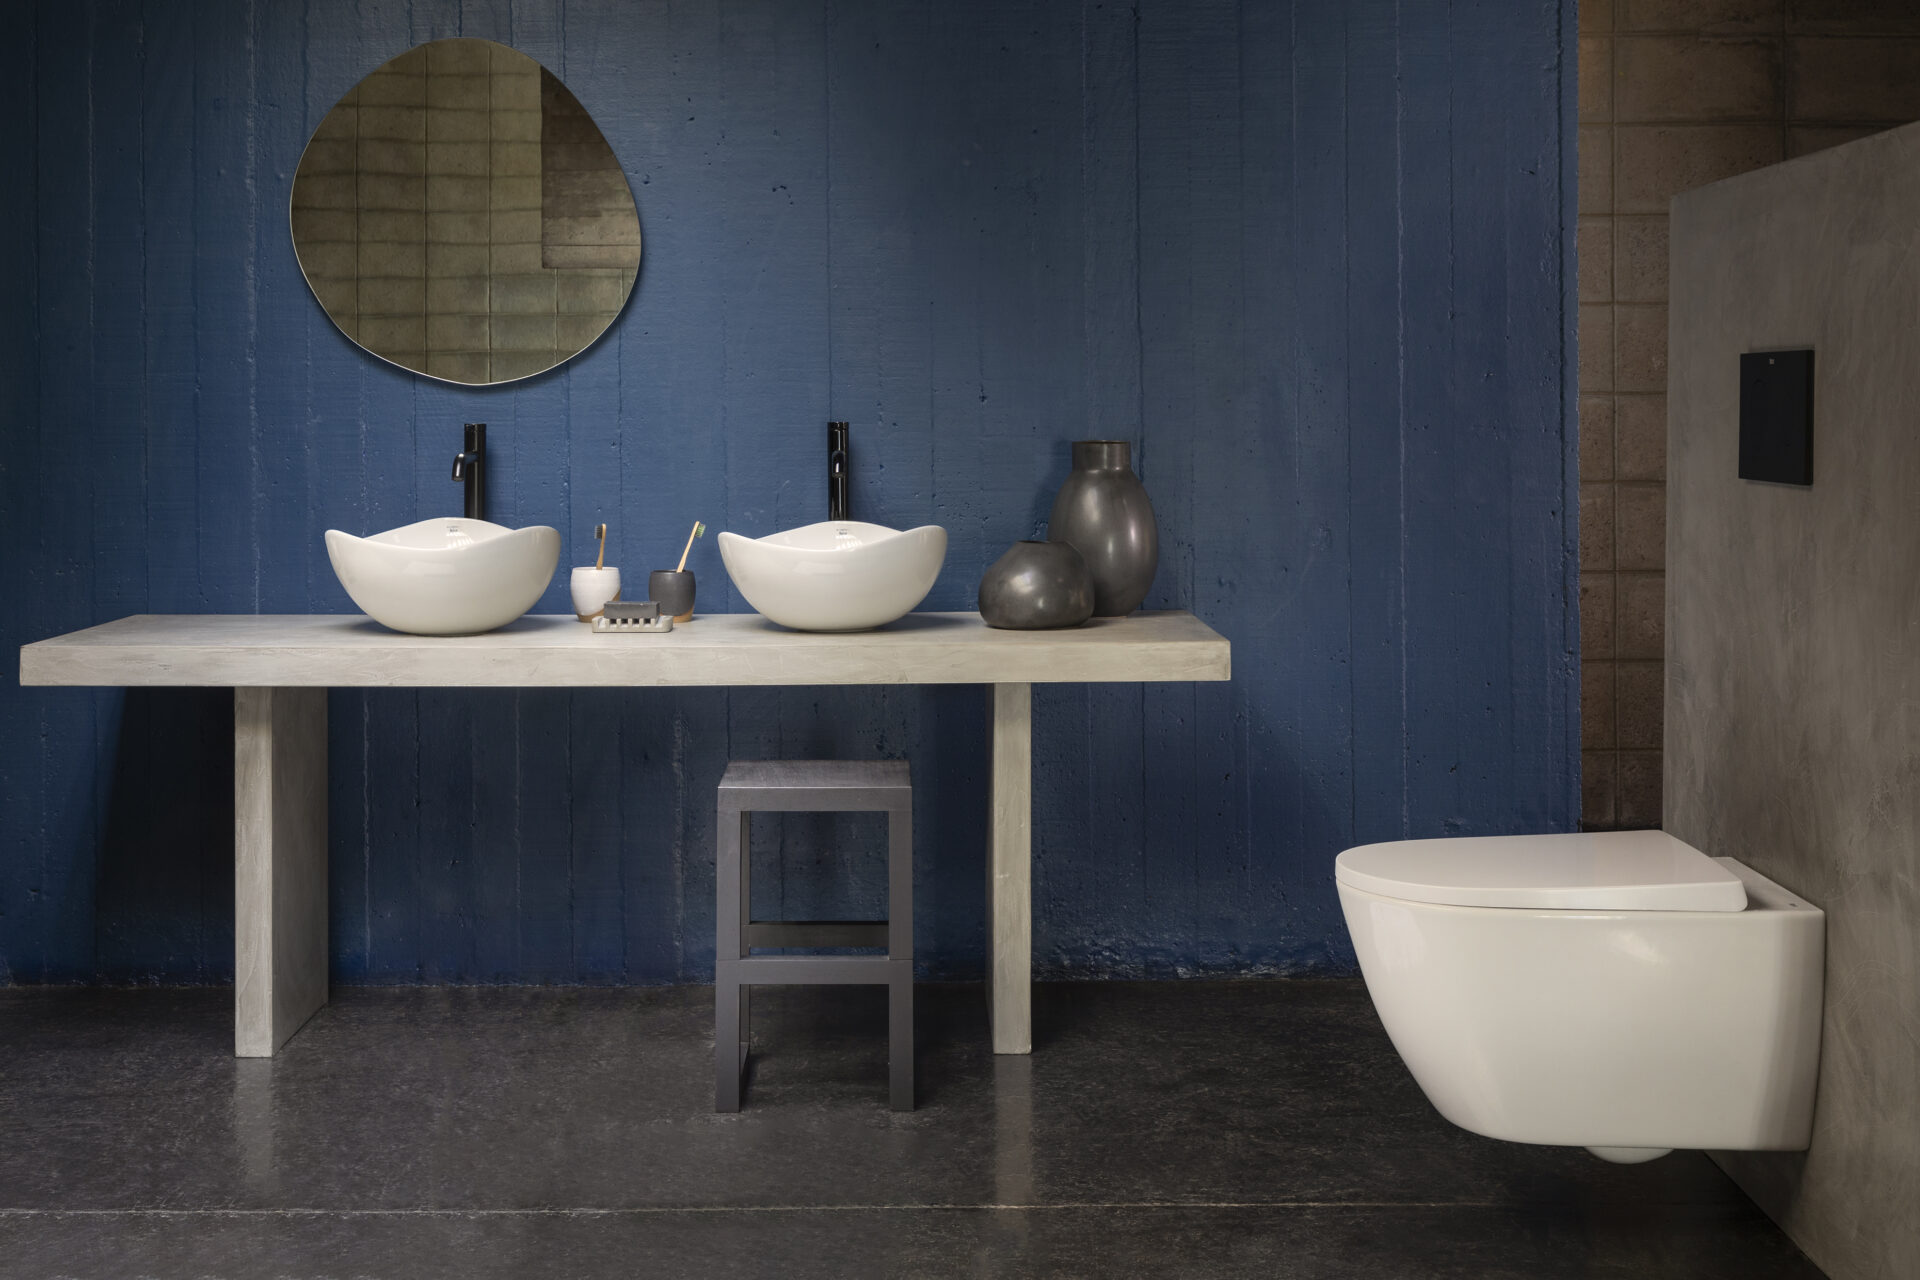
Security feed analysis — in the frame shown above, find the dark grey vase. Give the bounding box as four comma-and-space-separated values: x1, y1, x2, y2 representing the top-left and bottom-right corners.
978, 541, 1095, 630
1047, 440, 1158, 616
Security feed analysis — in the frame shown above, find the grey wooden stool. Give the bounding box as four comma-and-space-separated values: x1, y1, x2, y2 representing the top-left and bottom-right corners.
716, 760, 913, 1112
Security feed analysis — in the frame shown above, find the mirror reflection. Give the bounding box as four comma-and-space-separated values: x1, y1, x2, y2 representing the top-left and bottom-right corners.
290, 39, 641, 385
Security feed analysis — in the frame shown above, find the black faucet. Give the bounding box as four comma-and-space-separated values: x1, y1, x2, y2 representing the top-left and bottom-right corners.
451, 423, 486, 520
828, 421, 849, 522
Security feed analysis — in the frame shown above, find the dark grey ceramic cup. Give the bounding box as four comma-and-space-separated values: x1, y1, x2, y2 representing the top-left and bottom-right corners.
649, 569, 695, 621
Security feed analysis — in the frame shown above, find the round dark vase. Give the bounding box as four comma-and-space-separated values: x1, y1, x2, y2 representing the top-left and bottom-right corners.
649, 569, 695, 621
1047, 440, 1158, 616
978, 541, 1096, 630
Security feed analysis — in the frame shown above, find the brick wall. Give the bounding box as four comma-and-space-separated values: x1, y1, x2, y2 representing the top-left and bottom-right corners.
1577, 0, 1920, 829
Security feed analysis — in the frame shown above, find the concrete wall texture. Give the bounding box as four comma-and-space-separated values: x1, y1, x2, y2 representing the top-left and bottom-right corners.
0, 0, 1578, 986
1669, 121, 1920, 1280
1576, 0, 1920, 831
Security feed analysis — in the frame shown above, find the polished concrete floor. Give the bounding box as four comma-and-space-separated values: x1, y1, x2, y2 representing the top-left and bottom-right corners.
0, 980, 1824, 1279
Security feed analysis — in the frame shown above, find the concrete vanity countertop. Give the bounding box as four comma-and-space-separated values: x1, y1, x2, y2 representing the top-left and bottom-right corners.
19, 611, 1229, 687
20, 611, 1230, 1059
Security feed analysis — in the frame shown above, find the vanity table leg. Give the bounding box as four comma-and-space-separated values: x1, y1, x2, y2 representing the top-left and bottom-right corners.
988, 682, 1032, 1054
233, 687, 329, 1058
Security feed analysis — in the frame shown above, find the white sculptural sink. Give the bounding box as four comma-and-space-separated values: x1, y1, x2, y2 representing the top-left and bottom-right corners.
325, 518, 560, 636
717, 521, 947, 632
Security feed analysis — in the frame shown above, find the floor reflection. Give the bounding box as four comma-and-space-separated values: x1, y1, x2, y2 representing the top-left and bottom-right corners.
232, 1058, 278, 1192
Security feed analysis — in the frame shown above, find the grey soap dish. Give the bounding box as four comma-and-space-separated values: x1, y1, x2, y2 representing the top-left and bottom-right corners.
593, 600, 673, 633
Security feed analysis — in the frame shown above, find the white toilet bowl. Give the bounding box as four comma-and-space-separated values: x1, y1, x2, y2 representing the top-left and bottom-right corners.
1334, 830, 1823, 1163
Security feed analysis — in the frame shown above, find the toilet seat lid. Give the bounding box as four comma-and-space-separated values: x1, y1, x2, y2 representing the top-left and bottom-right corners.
1334, 830, 1748, 912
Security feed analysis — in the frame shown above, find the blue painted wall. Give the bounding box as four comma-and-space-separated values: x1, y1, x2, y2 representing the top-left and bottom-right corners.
0, 0, 1579, 985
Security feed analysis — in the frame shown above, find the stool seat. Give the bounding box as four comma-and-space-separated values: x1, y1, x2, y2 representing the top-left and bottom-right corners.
718, 760, 911, 809
716, 759, 913, 1112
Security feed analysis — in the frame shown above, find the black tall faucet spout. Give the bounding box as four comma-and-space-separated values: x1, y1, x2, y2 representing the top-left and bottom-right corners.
828, 421, 849, 522
451, 423, 486, 520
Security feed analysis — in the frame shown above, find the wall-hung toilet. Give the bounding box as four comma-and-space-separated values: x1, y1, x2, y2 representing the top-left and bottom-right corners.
1334, 830, 1823, 1164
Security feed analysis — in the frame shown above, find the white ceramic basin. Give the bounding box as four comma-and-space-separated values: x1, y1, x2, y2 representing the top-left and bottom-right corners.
325, 518, 560, 635
717, 521, 947, 632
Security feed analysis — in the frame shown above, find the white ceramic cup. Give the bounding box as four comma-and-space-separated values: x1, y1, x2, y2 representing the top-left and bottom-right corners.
570, 566, 621, 621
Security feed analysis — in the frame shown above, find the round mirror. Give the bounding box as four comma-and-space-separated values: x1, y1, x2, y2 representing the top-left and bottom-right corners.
290, 39, 641, 385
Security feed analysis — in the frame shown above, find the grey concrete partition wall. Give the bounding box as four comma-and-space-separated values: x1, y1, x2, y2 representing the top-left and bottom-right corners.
1668, 121, 1920, 1280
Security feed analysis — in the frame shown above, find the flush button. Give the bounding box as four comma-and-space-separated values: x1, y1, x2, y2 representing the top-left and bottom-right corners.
1738, 349, 1814, 486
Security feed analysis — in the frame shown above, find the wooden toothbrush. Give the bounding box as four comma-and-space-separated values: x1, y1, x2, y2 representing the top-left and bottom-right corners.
594, 523, 608, 571
675, 521, 706, 573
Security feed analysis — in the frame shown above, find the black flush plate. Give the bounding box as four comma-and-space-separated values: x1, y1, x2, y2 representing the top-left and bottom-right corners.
1738, 349, 1814, 485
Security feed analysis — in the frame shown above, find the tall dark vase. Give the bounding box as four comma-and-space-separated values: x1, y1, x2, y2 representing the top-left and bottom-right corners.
1048, 440, 1158, 616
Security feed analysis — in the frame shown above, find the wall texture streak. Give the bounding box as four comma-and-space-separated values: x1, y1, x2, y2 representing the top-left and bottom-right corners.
0, 0, 1578, 985
1669, 122, 1920, 1280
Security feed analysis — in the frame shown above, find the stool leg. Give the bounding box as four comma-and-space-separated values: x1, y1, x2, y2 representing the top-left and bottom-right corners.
888, 796, 914, 1111
736, 811, 752, 1084
717, 804, 745, 1112
715, 973, 741, 1112
889, 965, 913, 1111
